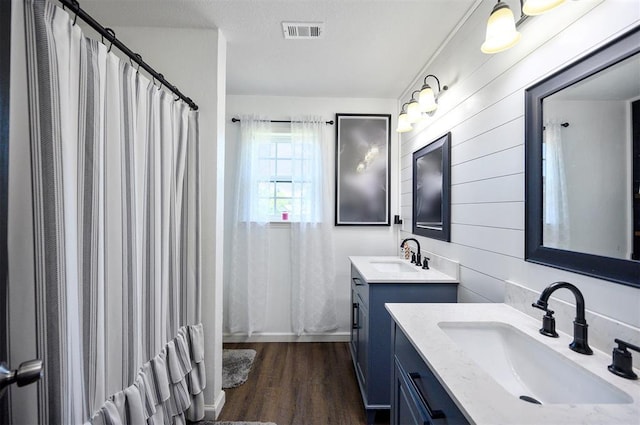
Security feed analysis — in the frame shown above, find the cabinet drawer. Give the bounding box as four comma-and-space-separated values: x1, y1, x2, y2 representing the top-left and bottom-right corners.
394, 325, 469, 425
351, 265, 369, 307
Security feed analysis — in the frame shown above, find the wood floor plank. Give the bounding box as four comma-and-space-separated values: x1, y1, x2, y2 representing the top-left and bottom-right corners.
217, 342, 389, 425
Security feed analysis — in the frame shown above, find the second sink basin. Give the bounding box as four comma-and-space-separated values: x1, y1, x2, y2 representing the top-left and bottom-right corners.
369, 260, 418, 273
438, 321, 633, 405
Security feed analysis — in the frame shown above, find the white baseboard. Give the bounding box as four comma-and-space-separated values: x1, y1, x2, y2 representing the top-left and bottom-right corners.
204, 390, 226, 420
223, 331, 351, 343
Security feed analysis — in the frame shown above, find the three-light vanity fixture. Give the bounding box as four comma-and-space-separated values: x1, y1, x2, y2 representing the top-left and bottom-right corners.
397, 0, 571, 133
396, 75, 447, 133
481, 0, 568, 54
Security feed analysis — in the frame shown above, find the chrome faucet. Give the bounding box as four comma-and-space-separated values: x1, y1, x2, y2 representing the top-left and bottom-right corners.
532, 281, 593, 355
400, 238, 422, 266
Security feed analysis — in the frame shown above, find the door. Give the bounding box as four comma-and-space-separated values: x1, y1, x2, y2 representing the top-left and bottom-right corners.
1, 1, 12, 422
1, 2, 43, 423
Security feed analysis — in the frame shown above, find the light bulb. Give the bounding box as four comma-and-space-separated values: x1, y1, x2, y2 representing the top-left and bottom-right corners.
418, 85, 437, 113
356, 163, 365, 173
523, 0, 566, 15
406, 100, 422, 123
396, 113, 413, 133
481, 1, 521, 54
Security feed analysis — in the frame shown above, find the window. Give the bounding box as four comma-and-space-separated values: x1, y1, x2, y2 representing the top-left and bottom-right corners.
256, 131, 293, 220
255, 128, 314, 221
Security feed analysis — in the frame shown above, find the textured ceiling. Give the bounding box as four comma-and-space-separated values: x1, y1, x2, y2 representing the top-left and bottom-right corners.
79, 0, 478, 98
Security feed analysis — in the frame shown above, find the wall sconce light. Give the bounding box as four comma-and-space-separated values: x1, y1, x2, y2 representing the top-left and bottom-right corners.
396, 75, 448, 133
418, 75, 448, 113
522, 0, 566, 16
406, 91, 423, 124
481, 0, 567, 54
396, 103, 413, 133
481, 1, 521, 54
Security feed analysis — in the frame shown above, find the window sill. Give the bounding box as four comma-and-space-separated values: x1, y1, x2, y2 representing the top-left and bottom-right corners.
268, 221, 294, 227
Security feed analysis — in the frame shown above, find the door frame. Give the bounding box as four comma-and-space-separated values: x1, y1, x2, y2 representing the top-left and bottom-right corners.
0, 0, 13, 422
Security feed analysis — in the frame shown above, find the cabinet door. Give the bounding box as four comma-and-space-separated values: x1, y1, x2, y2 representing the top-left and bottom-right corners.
394, 360, 428, 425
393, 325, 469, 425
356, 296, 369, 387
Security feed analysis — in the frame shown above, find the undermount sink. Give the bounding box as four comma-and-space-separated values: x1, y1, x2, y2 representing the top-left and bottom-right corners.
438, 321, 633, 405
369, 260, 418, 273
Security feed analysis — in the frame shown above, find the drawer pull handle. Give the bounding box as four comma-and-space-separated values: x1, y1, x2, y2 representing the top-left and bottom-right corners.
352, 277, 365, 286
408, 372, 446, 420
352, 303, 359, 330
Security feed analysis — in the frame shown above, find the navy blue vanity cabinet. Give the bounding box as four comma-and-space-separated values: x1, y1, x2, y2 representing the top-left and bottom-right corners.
391, 322, 469, 425
349, 264, 458, 424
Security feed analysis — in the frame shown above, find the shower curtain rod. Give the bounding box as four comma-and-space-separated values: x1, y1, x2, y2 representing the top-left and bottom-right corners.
58, 0, 199, 111
231, 117, 334, 125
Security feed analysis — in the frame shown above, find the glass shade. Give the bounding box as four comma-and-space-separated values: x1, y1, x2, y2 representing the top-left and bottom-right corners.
481, 2, 521, 54
406, 100, 422, 123
396, 113, 413, 133
523, 0, 566, 15
418, 85, 437, 113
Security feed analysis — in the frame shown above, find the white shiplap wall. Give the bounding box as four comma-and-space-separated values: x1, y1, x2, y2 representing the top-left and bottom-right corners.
399, 0, 640, 328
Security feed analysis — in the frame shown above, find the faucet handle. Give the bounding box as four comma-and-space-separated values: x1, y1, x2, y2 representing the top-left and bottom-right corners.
531, 300, 558, 338
531, 300, 549, 312
422, 257, 431, 270
540, 310, 559, 338
410, 251, 416, 264
608, 339, 640, 380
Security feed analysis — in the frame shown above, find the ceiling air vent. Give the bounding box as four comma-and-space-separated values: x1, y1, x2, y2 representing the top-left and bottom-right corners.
282, 22, 324, 40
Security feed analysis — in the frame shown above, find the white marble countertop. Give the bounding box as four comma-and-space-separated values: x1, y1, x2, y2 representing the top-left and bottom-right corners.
349, 256, 459, 283
386, 303, 640, 425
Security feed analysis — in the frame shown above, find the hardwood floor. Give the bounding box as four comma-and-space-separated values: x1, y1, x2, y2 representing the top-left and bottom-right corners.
217, 342, 390, 425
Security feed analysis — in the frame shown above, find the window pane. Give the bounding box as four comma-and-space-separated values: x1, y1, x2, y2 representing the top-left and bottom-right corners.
277, 159, 292, 178
276, 182, 292, 197
275, 198, 293, 213
293, 182, 311, 198
258, 182, 275, 198
258, 159, 275, 177
277, 142, 292, 157
258, 197, 274, 216
258, 142, 270, 158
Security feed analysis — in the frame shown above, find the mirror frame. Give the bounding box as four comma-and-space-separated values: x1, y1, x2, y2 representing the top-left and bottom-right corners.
525, 25, 640, 288
412, 132, 451, 242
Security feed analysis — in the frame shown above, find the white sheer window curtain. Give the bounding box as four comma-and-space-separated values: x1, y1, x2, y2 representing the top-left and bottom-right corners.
543, 121, 570, 248
228, 116, 272, 335
290, 117, 337, 335
228, 116, 337, 336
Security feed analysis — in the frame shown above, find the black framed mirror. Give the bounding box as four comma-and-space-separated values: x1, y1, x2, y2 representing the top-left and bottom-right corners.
525, 25, 640, 288
412, 132, 451, 242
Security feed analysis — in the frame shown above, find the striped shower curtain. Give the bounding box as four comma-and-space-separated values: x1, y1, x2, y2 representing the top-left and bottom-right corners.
24, 1, 204, 423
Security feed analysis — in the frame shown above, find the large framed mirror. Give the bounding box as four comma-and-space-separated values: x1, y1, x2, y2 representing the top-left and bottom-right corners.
525, 25, 640, 288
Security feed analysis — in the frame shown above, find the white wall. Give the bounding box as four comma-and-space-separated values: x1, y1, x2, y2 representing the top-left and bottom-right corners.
398, 0, 640, 328
112, 26, 227, 417
545, 99, 631, 259
224, 95, 399, 339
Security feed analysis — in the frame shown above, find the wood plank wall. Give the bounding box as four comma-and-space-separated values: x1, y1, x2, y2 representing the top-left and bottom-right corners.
398, 0, 640, 327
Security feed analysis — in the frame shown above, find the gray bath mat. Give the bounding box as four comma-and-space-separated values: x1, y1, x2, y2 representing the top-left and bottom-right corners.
199, 422, 276, 425
202, 422, 276, 425
222, 349, 257, 389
